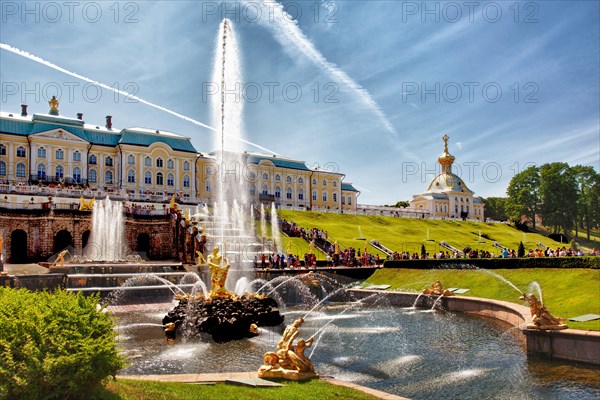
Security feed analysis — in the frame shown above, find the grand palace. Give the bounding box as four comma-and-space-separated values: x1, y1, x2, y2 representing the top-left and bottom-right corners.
0, 103, 360, 212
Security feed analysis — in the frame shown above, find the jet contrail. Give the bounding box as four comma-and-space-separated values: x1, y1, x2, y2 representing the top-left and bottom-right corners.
0, 42, 280, 155
251, 0, 397, 136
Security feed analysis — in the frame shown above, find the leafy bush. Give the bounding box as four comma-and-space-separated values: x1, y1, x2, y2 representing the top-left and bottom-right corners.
518, 241, 525, 257
0, 288, 125, 400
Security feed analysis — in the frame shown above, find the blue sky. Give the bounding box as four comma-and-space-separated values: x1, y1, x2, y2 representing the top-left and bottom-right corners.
1, 0, 598, 205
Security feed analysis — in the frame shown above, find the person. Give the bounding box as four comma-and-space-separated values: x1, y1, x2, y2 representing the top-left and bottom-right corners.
205, 246, 230, 296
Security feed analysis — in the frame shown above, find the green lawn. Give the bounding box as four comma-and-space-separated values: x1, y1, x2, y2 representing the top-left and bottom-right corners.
99, 379, 377, 400
278, 210, 578, 257
365, 268, 600, 330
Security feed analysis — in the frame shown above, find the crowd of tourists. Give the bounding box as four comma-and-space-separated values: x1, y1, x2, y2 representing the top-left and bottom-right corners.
388, 245, 591, 260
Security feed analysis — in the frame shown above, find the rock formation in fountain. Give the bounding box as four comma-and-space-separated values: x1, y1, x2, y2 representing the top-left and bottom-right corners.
162, 246, 284, 343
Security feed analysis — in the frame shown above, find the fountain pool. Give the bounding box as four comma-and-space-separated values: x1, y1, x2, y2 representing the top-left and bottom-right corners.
112, 299, 600, 399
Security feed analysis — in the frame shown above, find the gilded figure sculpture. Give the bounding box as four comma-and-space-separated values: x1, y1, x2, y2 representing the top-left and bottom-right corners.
48, 96, 60, 115
422, 280, 454, 296
520, 293, 567, 330
205, 246, 231, 297
50, 249, 69, 268
258, 317, 318, 381
79, 196, 95, 211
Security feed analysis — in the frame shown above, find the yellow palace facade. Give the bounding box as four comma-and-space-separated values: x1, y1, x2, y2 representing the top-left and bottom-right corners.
0, 104, 359, 212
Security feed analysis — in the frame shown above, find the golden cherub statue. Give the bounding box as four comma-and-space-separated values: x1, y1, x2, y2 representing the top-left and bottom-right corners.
79, 196, 95, 211
258, 317, 318, 381
50, 249, 69, 268
422, 280, 454, 296
48, 95, 59, 115
520, 293, 567, 330
205, 246, 231, 297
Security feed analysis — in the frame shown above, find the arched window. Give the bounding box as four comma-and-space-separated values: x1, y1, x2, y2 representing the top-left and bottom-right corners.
262, 172, 269, 180
89, 169, 97, 183
312, 190, 317, 201
205, 177, 211, 192
156, 158, 163, 168
128, 170, 136, 183
286, 187, 292, 199
73, 151, 81, 161
0, 144, 6, 155
105, 171, 113, 184
275, 174, 281, 181
333, 181, 337, 187
183, 175, 190, 188
105, 156, 113, 167
333, 193, 337, 202
0, 161, 6, 176
322, 179, 327, 186
342, 195, 346, 205
16, 162, 26, 179
73, 167, 81, 183
144, 171, 152, 184
312, 178, 317, 185
298, 177, 304, 184
36, 164, 46, 180
55, 165, 64, 179
128, 155, 135, 165
322, 191, 328, 201
167, 173, 174, 186
89, 154, 97, 164
262, 185, 268, 195
16, 146, 26, 157
298, 189, 304, 200
145, 157, 152, 167
348, 196, 352, 205
156, 172, 164, 185
249, 172, 257, 180
183, 161, 190, 171
37, 147, 46, 158
250, 184, 256, 196
275, 186, 281, 198
167, 159, 174, 169
286, 176, 292, 183
55, 148, 64, 160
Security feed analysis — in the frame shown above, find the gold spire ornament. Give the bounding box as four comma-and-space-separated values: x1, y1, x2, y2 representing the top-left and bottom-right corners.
48, 96, 59, 115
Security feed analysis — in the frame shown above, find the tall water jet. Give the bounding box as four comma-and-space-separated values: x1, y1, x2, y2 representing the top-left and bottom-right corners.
260, 203, 267, 241
271, 202, 281, 252
85, 197, 126, 261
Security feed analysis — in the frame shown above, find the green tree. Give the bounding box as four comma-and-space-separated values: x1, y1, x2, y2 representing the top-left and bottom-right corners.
394, 201, 410, 208
482, 197, 508, 221
517, 241, 525, 257
571, 165, 599, 240
539, 162, 577, 237
506, 166, 541, 229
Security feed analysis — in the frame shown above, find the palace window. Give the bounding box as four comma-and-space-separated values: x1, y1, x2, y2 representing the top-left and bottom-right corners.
183, 175, 190, 188
167, 173, 174, 186
322, 179, 327, 186
89, 154, 97, 164
0, 161, 6, 176
206, 165, 213, 174
128, 155, 135, 165
250, 184, 256, 196
144, 171, 152, 184
73, 167, 81, 183
298, 177, 304, 184
262, 172, 269, 180
105, 156, 113, 167
183, 161, 190, 171
89, 169, 97, 183
73, 151, 81, 161
275, 174, 281, 181
275, 186, 281, 198
156, 172, 164, 186
333, 193, 337, 202
298, 189, 304, 200
348, 196, 352, 205
262, 185, 269, 195
55, 165, 64, 179
105, 171, 113, 185
342, 195, 346, 205
312, 190, 317, 201
286, 187, 292, 199
249, 172, 257, 181
322, 191, 328, 201
156, 158, 163, 168
286, 176, 292, 183
205, 177, 212, 192
0, 144, 6, 156
16, 146, 26, 158
333, 181, 337, 187
37, 147, 46, 158
167, 159, 174, 169
16, 163, 26, 178
145, 157, 151, 167
55, 149, 64, 160
312, 178, 317, 185
128, 170, 136, 183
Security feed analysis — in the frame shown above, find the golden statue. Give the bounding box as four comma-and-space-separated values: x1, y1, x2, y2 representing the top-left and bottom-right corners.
195, 250, 207, 266
48, 95, 59, 115
258, 318, 318, 381
50, 249, 69, 268
334, 240, 340, 255
79, 196, 95, 211
308, 240, 315, 255
185, 209, 190, 224
204, 246, 231, 297
422, 280, 454, 296
0, 233, 3, 254
520, 293, 567, 330
169, 194, 178, 211
286, 241, 292, 255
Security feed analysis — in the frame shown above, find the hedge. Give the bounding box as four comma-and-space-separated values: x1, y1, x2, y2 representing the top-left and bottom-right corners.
0, 288, 125, 400
383, 256, 600, 270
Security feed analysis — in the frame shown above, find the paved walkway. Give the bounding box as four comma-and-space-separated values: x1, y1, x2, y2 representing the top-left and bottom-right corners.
1, 263, 49, 275
119, 373, 409, 400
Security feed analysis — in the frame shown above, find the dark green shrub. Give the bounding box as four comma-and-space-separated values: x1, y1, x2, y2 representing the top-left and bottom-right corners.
0, 288, 125, 400
518, 241, 525, 258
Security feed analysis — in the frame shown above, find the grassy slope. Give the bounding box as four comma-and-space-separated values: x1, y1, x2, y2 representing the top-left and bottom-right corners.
365, 268, 600, 330
278, 210, 569, 257
100, 379, 377, 400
